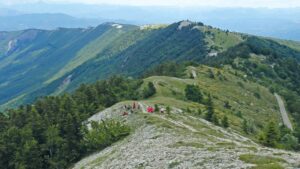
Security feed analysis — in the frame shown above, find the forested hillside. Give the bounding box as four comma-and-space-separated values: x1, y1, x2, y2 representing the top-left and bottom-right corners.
0, 76, 143, 168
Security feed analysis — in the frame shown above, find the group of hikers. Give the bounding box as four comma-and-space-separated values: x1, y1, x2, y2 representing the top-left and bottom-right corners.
122, 102, 141, 116
121, 102, 166, 116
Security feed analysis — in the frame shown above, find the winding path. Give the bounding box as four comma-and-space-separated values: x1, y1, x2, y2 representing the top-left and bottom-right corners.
274, 93, 293, 130
191, 69, 197, 78
137, 102, 197, 132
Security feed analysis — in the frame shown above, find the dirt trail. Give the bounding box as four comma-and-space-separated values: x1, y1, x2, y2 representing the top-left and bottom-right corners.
191, 69, 197, 78
157, 115, 197, 132
138, 102, 197, 132
274, 93, 293, 130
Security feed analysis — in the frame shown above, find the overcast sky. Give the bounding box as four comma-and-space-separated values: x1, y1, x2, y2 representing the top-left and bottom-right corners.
1, 0, 300, 8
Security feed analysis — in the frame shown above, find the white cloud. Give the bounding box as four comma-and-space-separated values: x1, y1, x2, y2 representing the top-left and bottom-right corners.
1, 0, 300, 8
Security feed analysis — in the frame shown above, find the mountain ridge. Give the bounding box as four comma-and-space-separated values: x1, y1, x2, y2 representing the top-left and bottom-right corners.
1, 20, 300, 110
0, 12, 103, 31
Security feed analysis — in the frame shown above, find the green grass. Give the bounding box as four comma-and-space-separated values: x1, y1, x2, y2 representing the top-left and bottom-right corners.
199, 25, 244, 51
168, 161, 181, 168
239, 154, 285, 169
251, 163, 284, 169
243, 146, 258, 152
144, 114, 175, 129
273, 38, 300, 52
216, 142, 236, 147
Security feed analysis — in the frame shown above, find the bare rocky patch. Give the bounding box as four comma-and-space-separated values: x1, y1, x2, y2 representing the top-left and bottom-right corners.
73, 102, 300, 169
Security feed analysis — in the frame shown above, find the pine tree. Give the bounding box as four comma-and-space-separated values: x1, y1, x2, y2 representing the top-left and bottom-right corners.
294, 126, 300, 142
212, 114, 219, 125
166, 106, 171, 114
264, 121, 279, 147
224, 101, 231, 109
185, 85, 203, 103
197, 109, 202, 116
154, 104, 159, 112
208, 69, 215, 79
242, 119, 249, 134
143, 82, 156, 98
186, 107, 191, 113
205, 95, 214, 122
236, 111, 243, 118
222, 115, 229, 128
0, 113, 8, 132
44, 125, 65, 168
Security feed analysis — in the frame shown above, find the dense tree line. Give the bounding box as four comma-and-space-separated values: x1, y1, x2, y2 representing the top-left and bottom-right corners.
257, 121, 299, 150
184, 85, 227, 127
143, 82, 156, 98
185, 85, 203, 103
0, 76, 143, 169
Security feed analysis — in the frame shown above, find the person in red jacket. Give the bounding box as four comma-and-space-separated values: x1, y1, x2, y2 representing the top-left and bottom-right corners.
147, 106, 154, 113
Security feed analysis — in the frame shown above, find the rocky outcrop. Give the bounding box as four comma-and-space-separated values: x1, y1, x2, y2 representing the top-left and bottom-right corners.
6, 29, 40, 55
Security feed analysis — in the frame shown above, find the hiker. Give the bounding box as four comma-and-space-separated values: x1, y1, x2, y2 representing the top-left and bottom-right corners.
147, 106, 154, 113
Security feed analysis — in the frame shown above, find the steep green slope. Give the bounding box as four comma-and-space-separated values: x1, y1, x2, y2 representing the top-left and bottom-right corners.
0, 23, 137, 108
46, 23, 139, 84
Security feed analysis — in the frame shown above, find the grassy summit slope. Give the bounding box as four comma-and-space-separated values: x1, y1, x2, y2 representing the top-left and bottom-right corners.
73, 65, 300, 169
143, 65, 280, 133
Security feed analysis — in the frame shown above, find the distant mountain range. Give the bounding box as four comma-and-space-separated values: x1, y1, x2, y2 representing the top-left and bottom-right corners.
1, 4, 300, 41
0, 10, 104, 31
